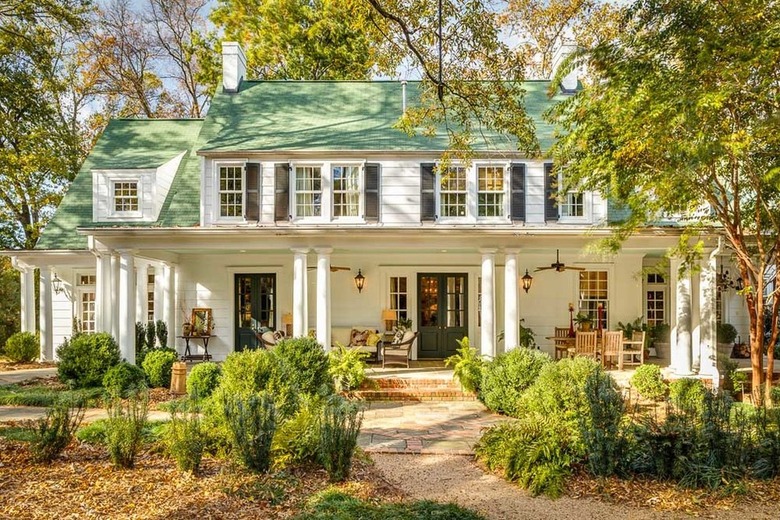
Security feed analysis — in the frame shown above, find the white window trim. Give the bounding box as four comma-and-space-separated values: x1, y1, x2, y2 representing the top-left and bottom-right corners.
289, 160, 367, 223
557, 172, 592, 223
331, 163, 365, 222
111, 179, 142, 217
74, 270, 97, 333
214, 160, 247, 223
92, 169, 156, 222
435, 162, 510, 224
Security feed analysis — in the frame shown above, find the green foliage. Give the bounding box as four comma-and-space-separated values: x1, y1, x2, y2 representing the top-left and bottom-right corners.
581, 371, 625, 477
135, 322, 147, 366
165, 403, 205, 474
186, 362, 221, 400
444, 337, 485, 394
103, 361, 147, 398
650, 323, 671, 344
0, 425, 37, 443
142, 348, 178, 388
272, 394, 323, 469
475, 415, 574, 498
273, 336, 334, 397
717, 323, 738, 344
617, 317, 645, 339
0, 384, 102, 407
669, 378, 706, 413
517, 320, 537, 349
222, 391, 277, 473
220, 348, 277, 396
75, 419, 167, 445
296, 489, 486, 520
28, 400, 84, 462
56, 332, 121, 388
480, 347, 551, 416
0, 258, 20, 348
155, 320, 168, 349
145, 320, 156, 350
319, 397, 363, 482
4, 331, 38, 363
328, 343, 368, 392
104, 394, 149, 468
630, 364, 668, 401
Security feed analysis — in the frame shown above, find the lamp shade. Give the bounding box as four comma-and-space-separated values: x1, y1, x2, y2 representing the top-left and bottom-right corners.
282, 312, 293, 325
354, 269, 365, 293
381, 309, 396, 321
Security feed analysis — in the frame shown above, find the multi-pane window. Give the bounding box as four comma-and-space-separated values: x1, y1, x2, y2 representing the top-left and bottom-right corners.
646, 273, 666, 327
219, 165, 243, 217
113, 181, 138, 212
332, 165, 360, 217
295, 166, 322, 217
389, 277, 408, 321
78, 274, 96, 333
477, 166, 504, 217
561, 192, 584, 217
147, 273, 155, 323
440, 166, 467, 217
579, 271, 608, 328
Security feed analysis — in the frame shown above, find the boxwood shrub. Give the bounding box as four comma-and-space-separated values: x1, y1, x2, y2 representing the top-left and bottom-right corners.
142, 349, 178, 388
4, 331, 39, 363
103, 361, 147, 398
56, 333, 121, 388
186, 362, 221, 400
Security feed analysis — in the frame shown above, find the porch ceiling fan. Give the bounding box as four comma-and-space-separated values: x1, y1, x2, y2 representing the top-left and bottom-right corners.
307, 265, 351, 272
535, 250, 586, 273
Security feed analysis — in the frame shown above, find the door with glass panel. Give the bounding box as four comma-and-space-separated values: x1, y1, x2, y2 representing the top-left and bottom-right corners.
235, 274, 276, 350
417, 273, 468, 358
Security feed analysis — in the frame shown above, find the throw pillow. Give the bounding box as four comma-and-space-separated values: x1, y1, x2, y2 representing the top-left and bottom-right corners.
350, 329, 369, 346
273, 330, 286, 342
731, 343, 750, 359
392, 328, 405, 344
366, 332, 381, 347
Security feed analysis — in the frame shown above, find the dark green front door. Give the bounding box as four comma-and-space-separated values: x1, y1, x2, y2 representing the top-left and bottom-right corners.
235, 273, 276, 350
417, 273, 468, 358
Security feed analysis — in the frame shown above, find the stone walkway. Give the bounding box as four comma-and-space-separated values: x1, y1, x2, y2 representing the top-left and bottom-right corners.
0, 368, 57, 386
0, 405, 170, 423
358, 400, 507, 455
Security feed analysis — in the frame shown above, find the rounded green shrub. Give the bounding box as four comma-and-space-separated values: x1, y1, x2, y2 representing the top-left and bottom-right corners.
4, 331, 39, 363
480, 348, 551, 416
272, 336, 333, 396
630, 364, 668, 401
669, 377, 706, 411
186, 362, 221, 400
220, 348, 277, 396
103, 361, 147, 398
142, 349, 178, 388
57, 333, 121, 388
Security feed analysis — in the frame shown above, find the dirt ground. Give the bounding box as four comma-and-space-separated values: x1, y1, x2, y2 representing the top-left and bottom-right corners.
371, 453, 780, 520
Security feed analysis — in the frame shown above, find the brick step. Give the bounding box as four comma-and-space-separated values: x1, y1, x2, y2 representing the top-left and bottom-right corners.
352, 388, 476, 402
367, 377, 461, 390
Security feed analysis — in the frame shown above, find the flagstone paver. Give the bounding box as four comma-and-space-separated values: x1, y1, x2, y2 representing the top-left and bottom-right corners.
0, 406, 171, 424
358, 400, 507, 455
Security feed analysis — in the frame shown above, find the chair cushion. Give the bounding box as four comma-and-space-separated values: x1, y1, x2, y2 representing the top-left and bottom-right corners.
401, 330, 415, 344
261, 331, 276, 345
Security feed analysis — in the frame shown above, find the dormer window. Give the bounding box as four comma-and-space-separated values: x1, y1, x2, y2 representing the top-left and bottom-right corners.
113, 181, 139, 213
218, 165, 244, 218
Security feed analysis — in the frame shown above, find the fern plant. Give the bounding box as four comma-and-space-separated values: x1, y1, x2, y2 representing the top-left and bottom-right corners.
328, 343, 369, 392
444, 337, 485, 394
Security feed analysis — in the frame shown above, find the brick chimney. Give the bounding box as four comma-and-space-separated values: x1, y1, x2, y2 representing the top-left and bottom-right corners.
222, 42, 246, 93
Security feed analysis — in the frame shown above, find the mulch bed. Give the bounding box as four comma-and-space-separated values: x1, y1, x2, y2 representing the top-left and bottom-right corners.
0, 439, 404, 519
566, 467, 780, 515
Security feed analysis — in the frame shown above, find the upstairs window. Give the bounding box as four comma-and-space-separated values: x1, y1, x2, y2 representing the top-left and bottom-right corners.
561, 192, 584, 217
439, 166, 467, 217
477, 166, 505, 217
219, 165, 243, 218
294, 165, 322, 217
332, 165, 361, 218
113, 181, 139, 213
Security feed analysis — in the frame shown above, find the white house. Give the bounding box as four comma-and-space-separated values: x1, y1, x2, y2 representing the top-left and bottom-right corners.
9, 42, 749, 381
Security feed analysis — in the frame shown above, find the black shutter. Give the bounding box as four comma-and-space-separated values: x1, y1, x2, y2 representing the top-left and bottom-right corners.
544, 162, 558, 221
364, 163, 380, 222
274, 163, 290, 222
245, 163, 260, 221
510, 163, 526, 221
420, 163, 436, 222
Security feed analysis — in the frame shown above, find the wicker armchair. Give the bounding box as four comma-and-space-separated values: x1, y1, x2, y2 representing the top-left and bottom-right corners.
381, 331, 418, 368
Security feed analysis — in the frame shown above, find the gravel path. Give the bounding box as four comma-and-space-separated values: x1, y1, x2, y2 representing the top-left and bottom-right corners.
370, 453, 778, 520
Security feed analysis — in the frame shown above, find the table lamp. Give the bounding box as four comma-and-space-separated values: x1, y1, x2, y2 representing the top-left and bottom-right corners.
382, 309, 396, 331
282, 312, 293, 336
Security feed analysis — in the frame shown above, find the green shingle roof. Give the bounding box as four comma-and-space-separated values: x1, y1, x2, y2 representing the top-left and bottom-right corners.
199, 80, 567, 153
35, 119, 204, 250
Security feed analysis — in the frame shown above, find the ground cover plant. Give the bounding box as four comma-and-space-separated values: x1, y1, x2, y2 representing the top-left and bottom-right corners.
0, 379, 103, 407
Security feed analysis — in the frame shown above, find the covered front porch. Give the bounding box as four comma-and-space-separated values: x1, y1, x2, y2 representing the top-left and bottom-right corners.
14, 227, 731, 382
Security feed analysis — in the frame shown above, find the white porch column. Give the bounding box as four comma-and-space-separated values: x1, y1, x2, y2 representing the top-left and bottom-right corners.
118, 252, 136, 364
316, 248, 332, 350
135, 260, 148, 325
17, 265, 35, 333
95, 253, 108, 332
700, 250, 719, 387
39, 268, 53, 361
110, 253, 120, 340
162, 263, 175, 347
480, 249, 497, 357
292, 248, 309, 337
503, 249, 520, 351
672, 258, 693, 375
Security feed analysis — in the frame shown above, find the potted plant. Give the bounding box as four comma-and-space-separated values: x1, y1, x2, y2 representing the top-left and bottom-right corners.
649, 323, 670, 359
574, 312, 593, 332
717, 323, 738, 359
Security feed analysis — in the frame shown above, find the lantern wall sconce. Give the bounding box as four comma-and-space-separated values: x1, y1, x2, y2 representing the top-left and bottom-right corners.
717, 264, 744, 291
521, 269, 533, 293
354, 269, 366, 293
52, 272, 64, 295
